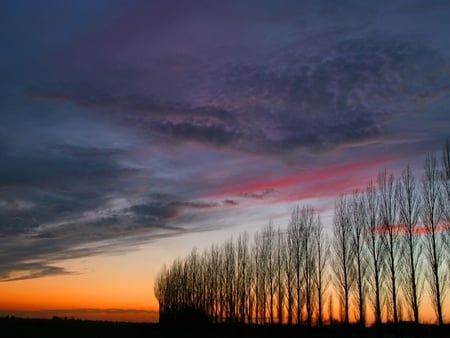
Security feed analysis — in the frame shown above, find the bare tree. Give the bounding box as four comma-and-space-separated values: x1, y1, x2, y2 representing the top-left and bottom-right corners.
378, 169, 400, 324
313, 215, 330, 327
364, 179, 384, 326
442, 139, 450, 266
288, 206, 304, 324
275, 227, 285, 324
263, 222, 276, 325
202, 249, 213, 321
237, 232, 250, 323
350, 191, 368, 327
421, 155, 447, 326
300, 206, 317, 327
253, 231, 266, 324
397, 165, 423, 324
443, 138, 450, 203
165, 258, 186, 321
246, 251, 255, 324
284, 221, 296, 325
333, 195, 355, 325
222, 239, 236, 322
328, 293, 335, 325
154, 265, 167, 321
185, 248, 200, 310
209, 244, 222, 322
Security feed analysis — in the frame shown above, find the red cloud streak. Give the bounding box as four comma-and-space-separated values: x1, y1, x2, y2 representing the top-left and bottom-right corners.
215, 156, 395, 201
376, 223, 449, 236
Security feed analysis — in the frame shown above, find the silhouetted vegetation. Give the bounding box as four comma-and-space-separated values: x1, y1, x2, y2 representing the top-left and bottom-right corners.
155, 139, 450, 328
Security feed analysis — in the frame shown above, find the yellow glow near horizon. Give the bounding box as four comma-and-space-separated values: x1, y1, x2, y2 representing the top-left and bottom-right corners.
0, 246, 163, 322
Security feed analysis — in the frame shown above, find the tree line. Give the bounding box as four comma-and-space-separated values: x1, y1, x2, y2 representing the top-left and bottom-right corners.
154, 141, 450, 326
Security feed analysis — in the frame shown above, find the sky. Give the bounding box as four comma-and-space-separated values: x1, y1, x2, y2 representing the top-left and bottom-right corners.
1, 0, 450, 323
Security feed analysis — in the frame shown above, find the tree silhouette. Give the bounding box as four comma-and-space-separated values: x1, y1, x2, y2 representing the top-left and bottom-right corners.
332, 195, 355, 326
378, 170, 401, 325
397, 165, 423, 324
313, 215, 330, 327
350, 191, 368, 327
421, 155, 447, 326
287, 205, 305, 325
364, 179, 385, 327
284, 220, 296, 325
154, 139, 450, 327
237, 232, 250, 323
275, 227, 285, 324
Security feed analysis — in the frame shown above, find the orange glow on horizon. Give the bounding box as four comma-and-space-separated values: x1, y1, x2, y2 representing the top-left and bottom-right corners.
0, 248, 165, 323
1, 238, 446, 324
0, 275, 159, 322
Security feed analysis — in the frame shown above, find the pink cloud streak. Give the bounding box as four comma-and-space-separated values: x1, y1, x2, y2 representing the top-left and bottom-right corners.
213, 155, 396, 204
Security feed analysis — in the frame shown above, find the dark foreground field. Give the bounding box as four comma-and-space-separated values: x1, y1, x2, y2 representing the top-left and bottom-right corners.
2, 317, 450, 338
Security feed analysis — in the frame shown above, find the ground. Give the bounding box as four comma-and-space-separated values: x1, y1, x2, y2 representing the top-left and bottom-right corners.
2, 317, 449, 338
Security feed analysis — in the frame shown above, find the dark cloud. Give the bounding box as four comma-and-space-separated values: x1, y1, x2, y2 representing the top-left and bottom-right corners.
56, 144, 125, 158
129, 201, 180, 224
171, 201, 219, 209
214, 36, 449, 153
34, 33, 450, 155
0, 191, 222, 279
152, 121, 238, 147
0, 234, 77, 281
1, 265, 71, 282
240, 189, 277, 200
223, 199, 239, 206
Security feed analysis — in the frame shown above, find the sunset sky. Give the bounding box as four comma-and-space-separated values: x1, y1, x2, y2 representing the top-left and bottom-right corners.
1, 0, 450, 323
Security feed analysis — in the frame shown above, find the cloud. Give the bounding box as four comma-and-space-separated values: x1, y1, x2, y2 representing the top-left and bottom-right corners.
239, 189, 277, 200
56, 144, 125, 158
216, 155, 395, 202
223, 199, 239, 206
152, 120, 238, 148
0, 190, 226, 280
34, 29, 450, 156
172, 201, 219, 209
1, 265, 71, 282
0, 192, 191, 278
